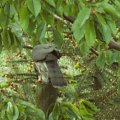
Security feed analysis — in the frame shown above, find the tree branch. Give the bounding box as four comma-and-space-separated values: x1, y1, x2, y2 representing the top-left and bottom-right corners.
63, 15, 120, 51
4, 73, 36, 78
109, 40, 120, 51
23, 45, 33, 49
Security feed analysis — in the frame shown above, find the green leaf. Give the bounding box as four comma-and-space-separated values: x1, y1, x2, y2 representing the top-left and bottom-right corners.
36, 22, 47, 42
79, 40, 89, 55
114, 0, 120, 11
112, 51, 120, 62
78, 0, 85, 8
9, 32, 17, 50
10, 3, 16, 18
13, 35, 21, 49
62, 102, 81, 119
105, 50, 113, 65
26, 18, 36, 35
7, 31, 12, 47
102, 3, 120, 18
13, 104, 19, 120
46, 0, 55, 7
72, 7, 91, 31
72, 7, 91, 41
56, 1, 64, 16
96, 14, 112, 43
52, 103, 60, 120
7, 102, 14, 120
80, 99, 98, 114
0, 8, 7, 27
42, 12, 54, 25
96, 51, 106, 69
0, 110, 6, 120
1, 29, 11, 48
0, 34, 2, 53
0, 82, 9, 88
79, 104, 91, 116
85, 20, 96, 47
18, 100, 45, 120
27, 0, 41, 17
107, 19, 117, 35
4, 3, 10, 18
57, 20, 63, 34
48, 113, 54, 120
20, 6, 29, 31
73, 24, 86, 42
53, 29, 63, 48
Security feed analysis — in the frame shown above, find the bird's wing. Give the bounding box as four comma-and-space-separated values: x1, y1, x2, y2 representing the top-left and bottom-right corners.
32, 44, 55, 61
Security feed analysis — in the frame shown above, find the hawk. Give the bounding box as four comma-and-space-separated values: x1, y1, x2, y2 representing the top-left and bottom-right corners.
32, 44, 67, 87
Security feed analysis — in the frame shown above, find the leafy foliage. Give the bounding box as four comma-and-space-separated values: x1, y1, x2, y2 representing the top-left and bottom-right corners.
0, 0, 120, 120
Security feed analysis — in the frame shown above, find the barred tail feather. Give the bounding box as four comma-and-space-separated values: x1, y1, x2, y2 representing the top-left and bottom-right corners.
46, 61, 67, 87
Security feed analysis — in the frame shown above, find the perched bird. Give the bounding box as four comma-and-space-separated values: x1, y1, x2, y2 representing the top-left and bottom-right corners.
32, 43, 67, 87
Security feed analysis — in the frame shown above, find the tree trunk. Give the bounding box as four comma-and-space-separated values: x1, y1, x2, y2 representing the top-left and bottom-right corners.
36, 84, 58, 116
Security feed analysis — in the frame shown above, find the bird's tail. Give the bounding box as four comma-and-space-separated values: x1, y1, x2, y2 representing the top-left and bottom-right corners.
46, 61, 67, 87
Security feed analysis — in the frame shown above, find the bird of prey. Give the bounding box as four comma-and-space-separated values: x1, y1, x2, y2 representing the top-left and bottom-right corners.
32, 43, 67, 87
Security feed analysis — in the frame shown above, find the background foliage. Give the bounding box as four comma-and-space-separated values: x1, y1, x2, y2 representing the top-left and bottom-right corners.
0, 0, 120, 119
